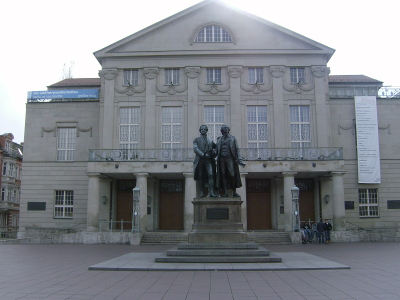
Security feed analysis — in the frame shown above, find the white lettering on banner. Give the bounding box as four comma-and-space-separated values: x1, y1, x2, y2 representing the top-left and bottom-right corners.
27, 89, 99, 100
355, 96, 381, 183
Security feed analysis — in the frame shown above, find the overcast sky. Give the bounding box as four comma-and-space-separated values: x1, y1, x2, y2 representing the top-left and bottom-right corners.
1, 0, 398, 144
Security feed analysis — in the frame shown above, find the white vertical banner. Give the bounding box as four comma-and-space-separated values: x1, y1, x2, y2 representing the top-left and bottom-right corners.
355, 96, 381, 183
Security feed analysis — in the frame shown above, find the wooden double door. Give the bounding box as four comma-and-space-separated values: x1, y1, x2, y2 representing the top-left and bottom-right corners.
159, 180, 184, 230
116, 180, 136, 230
246, 179, 272, 230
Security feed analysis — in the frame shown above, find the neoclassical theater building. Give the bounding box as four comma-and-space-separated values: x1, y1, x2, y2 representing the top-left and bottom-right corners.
19, 0, 400, 243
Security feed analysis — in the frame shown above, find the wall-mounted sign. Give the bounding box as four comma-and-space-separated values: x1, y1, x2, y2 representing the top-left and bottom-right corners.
355, 96, 381, 183
27, 89, 99, 100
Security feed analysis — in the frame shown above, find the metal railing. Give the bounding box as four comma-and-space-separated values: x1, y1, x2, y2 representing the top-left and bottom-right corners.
378, 86, 400, 99
89, 147, 343, 162
99, 219, 139, 233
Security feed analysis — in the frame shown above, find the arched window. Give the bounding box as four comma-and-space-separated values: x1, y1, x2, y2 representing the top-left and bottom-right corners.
194, 25, 233, 43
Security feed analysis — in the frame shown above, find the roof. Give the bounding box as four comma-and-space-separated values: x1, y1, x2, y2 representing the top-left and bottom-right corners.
94, 0, 335, 63
329, 75, 383, 84
48, 78, 100, 88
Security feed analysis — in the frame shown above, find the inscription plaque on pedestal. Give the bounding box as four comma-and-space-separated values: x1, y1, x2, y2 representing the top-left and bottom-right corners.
206, 208, 229, 219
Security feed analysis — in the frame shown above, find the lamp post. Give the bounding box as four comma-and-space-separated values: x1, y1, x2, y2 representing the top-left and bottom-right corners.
132, 186, 140, 232
291, 185, 300, 232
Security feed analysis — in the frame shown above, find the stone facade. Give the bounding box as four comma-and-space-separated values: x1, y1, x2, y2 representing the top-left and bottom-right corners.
19, 0, 400, 243
0, 133, 22, 239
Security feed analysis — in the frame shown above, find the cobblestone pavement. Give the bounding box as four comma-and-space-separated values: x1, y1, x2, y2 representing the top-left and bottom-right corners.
0, 242, 399, 300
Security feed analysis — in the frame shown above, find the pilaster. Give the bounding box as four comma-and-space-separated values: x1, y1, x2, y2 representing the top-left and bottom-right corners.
312, 66, 329, 147
270, 66, 285, 148
144, 68, 158, 149
99, 68, 117, 149
185, 67, 200, 143
228, 66, 243, 145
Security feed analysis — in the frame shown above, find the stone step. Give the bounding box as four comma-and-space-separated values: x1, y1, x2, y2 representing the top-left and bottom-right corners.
140, 232, 188, 245
247, 231, 292, 244
155, 254, 282, 263
177, 243, 259, 250
141, 231, 292, 245
166, 248, 270, 257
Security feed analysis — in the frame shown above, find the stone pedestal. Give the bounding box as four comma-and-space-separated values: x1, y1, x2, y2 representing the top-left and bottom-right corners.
188, 197, 248, 243
155, 196, 282, 264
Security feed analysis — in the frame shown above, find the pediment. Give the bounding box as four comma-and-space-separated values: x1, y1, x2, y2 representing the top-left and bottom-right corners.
94, 0, 334, 60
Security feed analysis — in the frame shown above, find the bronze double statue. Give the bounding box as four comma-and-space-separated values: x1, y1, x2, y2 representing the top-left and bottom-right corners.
193, 124, 245, 198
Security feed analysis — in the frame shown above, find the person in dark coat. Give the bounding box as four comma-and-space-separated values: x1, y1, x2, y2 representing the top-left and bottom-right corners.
216, 124, 245, 197
193, 125, 218, 197
325, 219, 333, 243
317, 218, 327, 244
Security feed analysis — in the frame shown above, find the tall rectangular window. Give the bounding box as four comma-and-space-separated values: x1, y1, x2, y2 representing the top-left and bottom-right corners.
161, 107, 182, 148
120, 107, 140, 150
206, 68, 222, 84
290, 68, 305, 84
123, 70, 138, 86
204, 106, 225, 142
1, 188, 5, 201
165, 69, 180, 85
247, 106, 268, 148
2, 162, 6, 176
290, 106, 311, 149
359, 189, 379, 217
248, 68, 264, 84
8, 164, 14, 177
54, 190, 73, 218
0, 214, 7, 226
57, 128, 76, 161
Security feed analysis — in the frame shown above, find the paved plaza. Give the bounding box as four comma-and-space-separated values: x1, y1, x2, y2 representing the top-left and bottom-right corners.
0, 242, 399, 300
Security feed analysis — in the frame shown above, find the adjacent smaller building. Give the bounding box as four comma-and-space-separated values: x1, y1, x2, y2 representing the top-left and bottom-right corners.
0, 133, 23, 238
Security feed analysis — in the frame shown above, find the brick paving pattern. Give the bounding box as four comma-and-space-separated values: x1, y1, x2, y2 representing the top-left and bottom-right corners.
0, 242, 399, 299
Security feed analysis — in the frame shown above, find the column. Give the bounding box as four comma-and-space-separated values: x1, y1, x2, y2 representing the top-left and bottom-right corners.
312, 66, 329, 147
273, 177, 283, 229
282, 172, 297, 232
98, 68, 117, 149
332, 171, 346, 230
185, 67, 201, 143
228, 66, 243, 145
270, 66, 286, 148
87, 173, 101, 231
143, 68, 158, 149
237, 172, 248, 231
134, 172, 148, 233
183, 173, 196, 232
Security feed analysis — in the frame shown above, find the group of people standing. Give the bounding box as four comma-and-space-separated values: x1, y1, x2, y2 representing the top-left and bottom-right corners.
301, 219, 333, 244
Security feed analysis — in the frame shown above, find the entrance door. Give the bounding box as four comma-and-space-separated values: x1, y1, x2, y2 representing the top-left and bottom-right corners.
246, 179, 271, 230
159, 180, 184, 230
116, 180, 136, 230
295, 179, 315, 223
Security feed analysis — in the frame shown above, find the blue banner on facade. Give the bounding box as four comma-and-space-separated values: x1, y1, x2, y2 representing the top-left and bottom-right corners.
27, 89, 99, 100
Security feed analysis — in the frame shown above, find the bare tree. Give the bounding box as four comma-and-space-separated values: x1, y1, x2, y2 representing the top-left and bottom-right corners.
60, 60, 75, 80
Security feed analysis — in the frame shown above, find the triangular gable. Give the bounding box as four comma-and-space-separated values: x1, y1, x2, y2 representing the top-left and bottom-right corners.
94, 0, 334, 62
